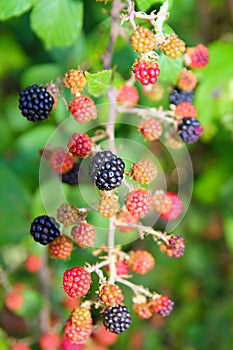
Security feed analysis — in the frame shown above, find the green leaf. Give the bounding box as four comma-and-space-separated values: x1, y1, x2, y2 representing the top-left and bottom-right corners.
86, 70, 113, 97
224, 217, 233, 255
0, 163, 31, 244
158, 53, 183, 85
30, 0, 83, 48
135, 0, 172, 11
21, 63, 62, 87
0, 0, 36, 20
0, 34, 28, 78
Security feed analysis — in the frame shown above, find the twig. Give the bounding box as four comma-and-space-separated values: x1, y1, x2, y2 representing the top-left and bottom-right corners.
116, 105, 176, 125
108, 218, 117, 283
0, 264, 11, 292
116, 276, 155, 298
102, 0, 124, 69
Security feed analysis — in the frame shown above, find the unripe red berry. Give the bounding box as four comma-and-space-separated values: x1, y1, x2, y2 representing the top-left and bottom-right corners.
185, 44, 209, 68
67, 133, 93, 158
39, 332, 61, 350
92, 324, 118, 346
139, 117, 162, 141
117, 85, 139, 107
50, 148, 74, 174
126, 188, 152, 218
69, 95, 97, 123
63, 267, 91, 298
25, 255, 42, 273
5, 289, 24, 311
61, 336, 84, 349
105, 259, 130, 276
133, 58, 160, 86
65, 307, 92, 344
71, 222, 96, 248
10, 343, 31, 350
160, 192, 183, 220
150, 295, 174, 317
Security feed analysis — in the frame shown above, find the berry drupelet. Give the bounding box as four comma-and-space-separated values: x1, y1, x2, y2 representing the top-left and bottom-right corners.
30, 215, 60, 245
103, 305, 131, 334
88, 151, 125, 191
169, 87, 194, 105
19, 84, 54, 122
177, 117, 203, 144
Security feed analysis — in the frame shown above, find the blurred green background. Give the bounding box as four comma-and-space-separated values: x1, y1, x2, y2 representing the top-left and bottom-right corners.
0, 0, 233, 349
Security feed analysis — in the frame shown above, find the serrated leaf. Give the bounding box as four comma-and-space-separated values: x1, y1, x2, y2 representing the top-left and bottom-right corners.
30, 0, 83, 48
158, 53, 183, 85
0, 0, 36, 20
86, 70, 112, 97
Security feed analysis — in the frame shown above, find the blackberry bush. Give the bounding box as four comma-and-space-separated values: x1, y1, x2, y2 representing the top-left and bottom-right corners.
8, 0, 210, 347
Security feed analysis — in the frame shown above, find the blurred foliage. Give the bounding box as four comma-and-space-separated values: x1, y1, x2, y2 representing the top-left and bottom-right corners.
0, 0, 233, 349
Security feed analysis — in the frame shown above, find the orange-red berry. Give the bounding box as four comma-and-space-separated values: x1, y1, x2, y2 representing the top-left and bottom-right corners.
65, 307, 92, 344
25, 255, 42, 273
175, 101, 197, 120
48, 235, 73, 260
129, 250, 155, 274
39, 332, 61, 350
99, 284, 124, 306
131, 160, 157, 184
133, 302, 153, 319
177, 69, 197, 91
105, 259, 130, 276
10, 343, 31, 350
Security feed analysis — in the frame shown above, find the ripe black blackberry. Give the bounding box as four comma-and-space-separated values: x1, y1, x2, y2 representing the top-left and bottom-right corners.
30, 215, 60, 245
88, 151, 125, 191
19, 84, 54, 122
177, 117, 203, 144
61, 163, 80, 185
169, 87, 194, 105
103, 305, 131, 334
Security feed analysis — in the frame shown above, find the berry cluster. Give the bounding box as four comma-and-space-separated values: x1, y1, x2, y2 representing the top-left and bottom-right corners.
15, 1, 210, 347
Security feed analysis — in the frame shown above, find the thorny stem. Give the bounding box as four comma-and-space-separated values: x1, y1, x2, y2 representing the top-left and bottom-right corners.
123, 0, 170, 40
116, 105, 176, 125
87, 260, 109, 273
116, 276, 156, 298
102, 0, 125, 70
114, 220, 170, 245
